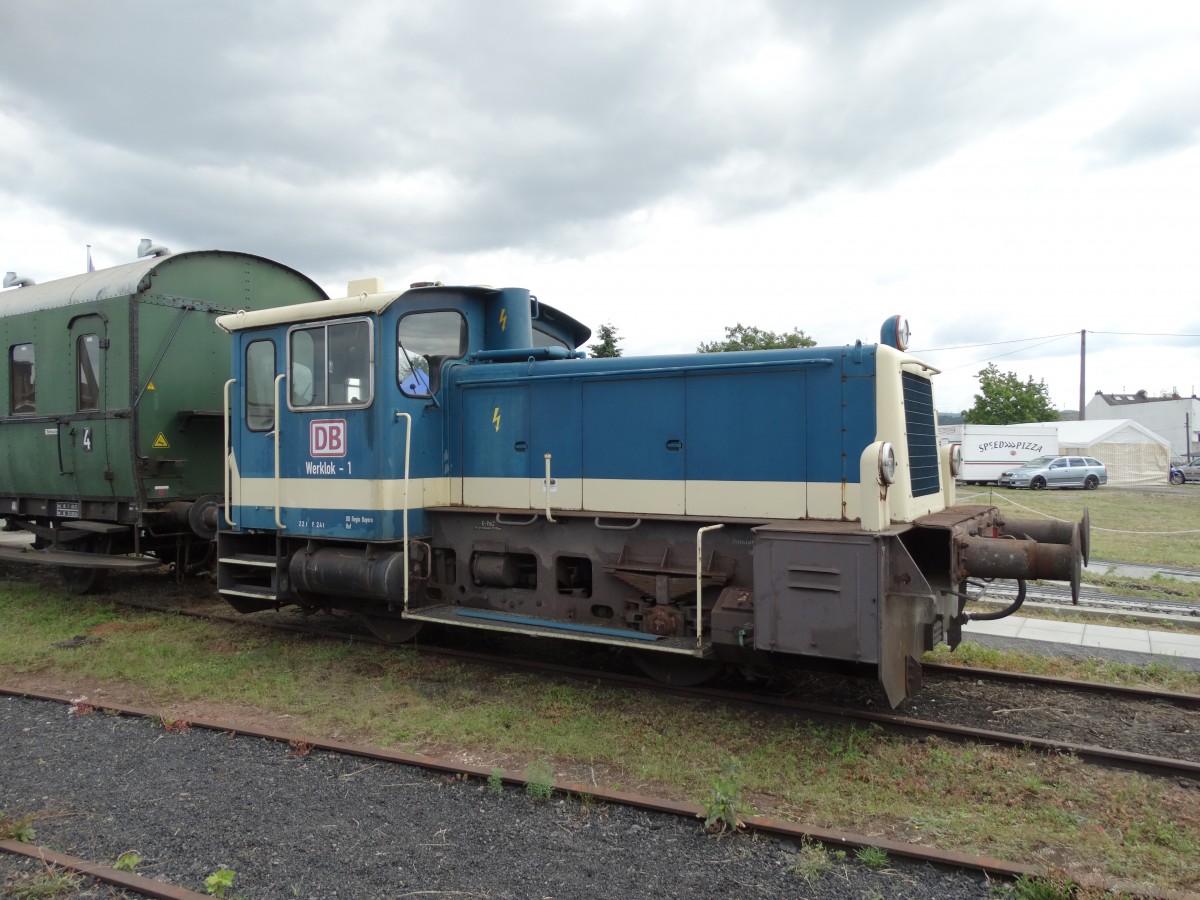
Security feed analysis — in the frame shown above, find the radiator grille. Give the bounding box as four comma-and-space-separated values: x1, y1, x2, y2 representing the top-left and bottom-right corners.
902, 372, 940, 497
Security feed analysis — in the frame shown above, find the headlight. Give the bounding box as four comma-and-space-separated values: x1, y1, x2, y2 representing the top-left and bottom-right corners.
949, 444, 963, 478
879, 442, 897, 485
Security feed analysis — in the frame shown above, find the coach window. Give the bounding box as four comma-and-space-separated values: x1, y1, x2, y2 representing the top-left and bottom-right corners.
9, 343, 35, 414
397, 311, 466, 397
77, 334, 101, 411
245, 340, 276, 431
288, 318, 373, 410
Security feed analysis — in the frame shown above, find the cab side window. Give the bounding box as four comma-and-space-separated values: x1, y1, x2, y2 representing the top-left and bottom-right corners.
397, 311, 467, 397
245, 340, 276, 431
289, 319, 373, 410
77, 334, 101, 411
9, 343, 35, 414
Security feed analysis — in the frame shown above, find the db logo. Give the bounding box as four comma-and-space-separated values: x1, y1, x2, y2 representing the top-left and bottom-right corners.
310, 419, 347, 457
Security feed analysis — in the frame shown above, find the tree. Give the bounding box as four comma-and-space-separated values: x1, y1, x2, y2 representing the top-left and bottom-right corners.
697, 323, 815, 353
588, 322, 623, 358
963, 363, 1060, 425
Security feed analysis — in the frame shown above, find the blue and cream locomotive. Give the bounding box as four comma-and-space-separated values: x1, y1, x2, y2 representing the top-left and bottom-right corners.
216, 279, 1085, 705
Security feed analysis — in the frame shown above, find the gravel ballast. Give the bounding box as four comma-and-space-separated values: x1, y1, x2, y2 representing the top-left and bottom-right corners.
1, 695, 999, 899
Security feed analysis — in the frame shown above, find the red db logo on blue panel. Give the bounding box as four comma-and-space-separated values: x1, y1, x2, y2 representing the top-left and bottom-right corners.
310, 419, 347, 457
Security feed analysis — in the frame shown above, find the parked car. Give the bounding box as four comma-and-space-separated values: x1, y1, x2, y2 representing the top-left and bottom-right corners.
1171, 457, 1200, 485
998, 455, 1107, 490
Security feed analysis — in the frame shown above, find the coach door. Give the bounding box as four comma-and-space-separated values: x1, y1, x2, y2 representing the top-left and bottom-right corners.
64, 314, 113, 503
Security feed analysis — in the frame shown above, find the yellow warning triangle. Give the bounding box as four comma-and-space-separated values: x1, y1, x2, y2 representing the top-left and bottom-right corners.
152, 433, 171, 449
146, 381, 156, 391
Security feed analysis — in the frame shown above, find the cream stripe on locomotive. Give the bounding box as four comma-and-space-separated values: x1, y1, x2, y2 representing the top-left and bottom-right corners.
234, 473, 881, 522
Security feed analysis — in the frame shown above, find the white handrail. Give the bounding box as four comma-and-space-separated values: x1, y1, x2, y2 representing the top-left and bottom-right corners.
395, 411, 412, 612
222, 378, 235, 527
695, 524, 724, 651
543, 453, 556, 524
273, 374, 285, 529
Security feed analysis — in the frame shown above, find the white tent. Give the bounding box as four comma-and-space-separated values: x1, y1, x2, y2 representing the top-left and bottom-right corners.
1019, 419, 1171, 486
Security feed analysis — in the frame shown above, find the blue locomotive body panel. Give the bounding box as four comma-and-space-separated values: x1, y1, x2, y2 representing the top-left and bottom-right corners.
448, 347, 880, 517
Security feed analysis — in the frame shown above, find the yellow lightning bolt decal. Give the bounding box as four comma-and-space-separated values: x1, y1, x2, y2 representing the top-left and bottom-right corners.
499, 308, 507, 331
492, 407, 501, 431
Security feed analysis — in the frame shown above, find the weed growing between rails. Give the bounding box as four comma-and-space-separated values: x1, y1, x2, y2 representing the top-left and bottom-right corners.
524, 759, 555, 800
113, 851, 142, 872
205, 866, 236, 897
701, 757, 754, 833
0, 811, 36, 842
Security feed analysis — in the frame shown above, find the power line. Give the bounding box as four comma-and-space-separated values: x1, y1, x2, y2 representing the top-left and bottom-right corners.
1088, 330, 1200, 338
914, 329, 1200, 353
911, 331, 1076, 353
941, 334, 1075, 373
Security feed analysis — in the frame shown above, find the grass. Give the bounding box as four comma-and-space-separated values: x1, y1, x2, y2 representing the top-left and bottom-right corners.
0, 578, 1197, 892
4, 866, 80, 899
956, 485, 1200, 567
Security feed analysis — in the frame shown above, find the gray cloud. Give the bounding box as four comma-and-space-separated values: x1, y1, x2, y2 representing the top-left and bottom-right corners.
1084, 83, 1200, 166
0, 0, 1138, 278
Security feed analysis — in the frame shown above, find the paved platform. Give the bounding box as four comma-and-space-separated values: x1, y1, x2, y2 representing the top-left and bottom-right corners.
963, 615, 1200, 660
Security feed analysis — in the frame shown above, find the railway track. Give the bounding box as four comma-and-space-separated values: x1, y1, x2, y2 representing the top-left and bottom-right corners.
101, 596, 1200, 782
0, 687, 1172, 899
975, 578, 1200, 618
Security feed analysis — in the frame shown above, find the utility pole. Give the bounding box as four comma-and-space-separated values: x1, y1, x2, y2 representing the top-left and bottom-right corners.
1078, 330, 1086, 420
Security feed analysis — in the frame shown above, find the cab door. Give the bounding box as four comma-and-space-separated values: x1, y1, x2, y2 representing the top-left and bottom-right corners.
227, 334, 282, 530
275, 318, 377, 538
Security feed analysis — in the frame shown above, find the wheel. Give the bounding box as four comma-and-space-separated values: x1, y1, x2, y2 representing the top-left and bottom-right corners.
359, 614, 424, 644
1084, 475, 1099, 490
57, 565, 108, 595
1030, 476, 1046, 490
55, 536, 108, 595
223, 595, 277, 614
1171, 471, 1185, 485
633, 651, 723, 686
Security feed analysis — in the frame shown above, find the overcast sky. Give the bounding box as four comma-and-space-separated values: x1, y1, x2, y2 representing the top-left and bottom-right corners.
2, 1, 1198, 413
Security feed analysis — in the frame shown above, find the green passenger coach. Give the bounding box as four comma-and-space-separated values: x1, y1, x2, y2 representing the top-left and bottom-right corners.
0, 245, 327, 590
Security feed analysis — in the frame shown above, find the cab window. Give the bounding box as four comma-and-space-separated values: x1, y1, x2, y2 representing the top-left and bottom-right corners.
532, 327, 569, 351
77, 334, 101, 411
289, 319, 373, 410
245, 340, 276, 431
9, 343, 35, 414
397, 311, 467, 397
